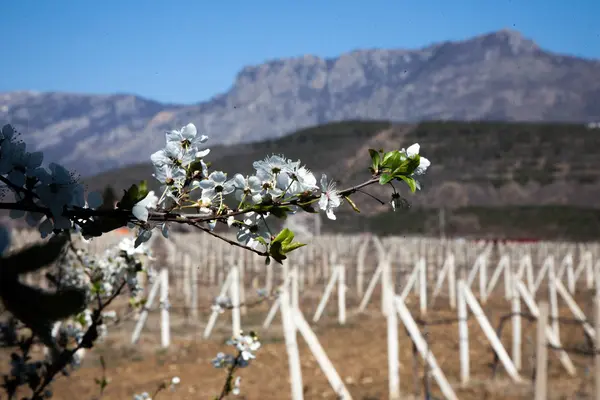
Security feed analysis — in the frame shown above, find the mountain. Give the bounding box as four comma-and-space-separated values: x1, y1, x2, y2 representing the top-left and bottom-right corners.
2, 29, 600, 176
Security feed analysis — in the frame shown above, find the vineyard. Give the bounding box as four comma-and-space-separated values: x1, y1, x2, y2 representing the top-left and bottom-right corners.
2, 228, 600, 400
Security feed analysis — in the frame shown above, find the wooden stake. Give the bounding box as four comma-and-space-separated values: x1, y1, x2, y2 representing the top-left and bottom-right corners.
534, 302, 548, 400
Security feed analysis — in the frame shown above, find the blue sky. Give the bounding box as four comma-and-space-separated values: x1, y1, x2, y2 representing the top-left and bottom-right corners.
2, 0, 598, 104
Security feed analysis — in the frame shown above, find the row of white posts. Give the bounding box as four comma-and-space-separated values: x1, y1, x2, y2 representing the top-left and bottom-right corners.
126, 232, 600, 399
12, 228, 600, 399
131, 268, 171, 348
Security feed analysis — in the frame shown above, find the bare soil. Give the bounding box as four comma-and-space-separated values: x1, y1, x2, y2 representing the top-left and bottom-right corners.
0, 285, 596, 400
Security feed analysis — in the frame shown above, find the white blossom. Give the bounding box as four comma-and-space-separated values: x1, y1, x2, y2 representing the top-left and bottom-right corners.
318, 174, 342, 220
199, 171, 234, 200
236, 212, 270, 245
231, 174, 263, 204
132, 191, 158, 222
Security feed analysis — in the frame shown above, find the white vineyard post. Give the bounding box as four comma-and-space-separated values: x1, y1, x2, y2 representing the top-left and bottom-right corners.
307, 243, 316, 287
298, 252, 306, 293
280, 279, 304, 400
533, 255, 553, 296
313, 267, 339, 323
209, 251, 216, 286
358, 260, 383, 312
239, 250, 247, 316
487, 254, 510, 300
131, 273, 162, 344
431, 252, 456, 309
371, 236, 388, 314
337, 264, 346, 325
191, 255, 198, 320
262, 296, 281, 330
583, 251, 594, 290
356, 235, 370, 297
230, 264, 241, 337
382, 255, 392, 317
183, 254, 192, 321
516, 253, 535, 294
515, 280, 576, 375
263, 273, 293, 329
534, 302, 549, 400
386, 260, 400, 400
480, 251, 488, 303
556, 253, 575, 294
217, 244, 224, 287
266, 260, 273, 294
460, 281, 522, 382
504, 253, 513, 300
511, 270, 522, 370
548, 261, 560, 338
291, 263, 300, 310
595, 297, 600, 400
203, 270, 233, 339
419, 257, 427, 315
399, 259, 421, 301
554, 278, 595, 339
394, 296, 458, 400
293, 310, 354, 400
457, 278, 470, 385
448, 252, 456, 309
160, 267, 170, 348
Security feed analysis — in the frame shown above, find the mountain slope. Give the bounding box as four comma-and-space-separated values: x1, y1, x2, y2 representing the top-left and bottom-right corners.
83, 120, 600, 240
87, 120, 600, 208
3, 29, 600, 176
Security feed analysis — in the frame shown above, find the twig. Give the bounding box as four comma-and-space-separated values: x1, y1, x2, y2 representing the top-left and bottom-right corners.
30, 280, 128, 399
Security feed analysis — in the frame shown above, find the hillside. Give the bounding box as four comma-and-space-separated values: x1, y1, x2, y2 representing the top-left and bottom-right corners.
84, 120, 600, 241
3, 29, 600, 176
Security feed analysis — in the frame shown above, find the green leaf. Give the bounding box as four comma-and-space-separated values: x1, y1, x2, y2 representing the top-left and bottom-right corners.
118, 184, 139, 209
137, 180, 149, 200
283, 242, 306, 252
272, 228, 294, 245
268, 228, 306, 263
368, 149, 381, 173
379, 173, 394, 185
392, 155, 420, 176
118, 181, 150, 210
381, 150, 401, 169
269, 205, 293, 219
297, 202, 319, 213
397, 175, 417, 193
269, 241, 286, 264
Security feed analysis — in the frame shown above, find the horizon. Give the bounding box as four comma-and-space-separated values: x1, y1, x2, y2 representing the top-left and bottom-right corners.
2, 0, 599, 104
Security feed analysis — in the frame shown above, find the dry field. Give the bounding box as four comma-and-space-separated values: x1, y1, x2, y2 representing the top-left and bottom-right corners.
0, 288, 588, 400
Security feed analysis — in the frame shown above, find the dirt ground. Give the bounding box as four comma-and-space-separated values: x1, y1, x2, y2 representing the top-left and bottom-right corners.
2, 288, 598, 400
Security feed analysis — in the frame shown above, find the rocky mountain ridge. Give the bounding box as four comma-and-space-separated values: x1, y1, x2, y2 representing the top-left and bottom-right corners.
2, 29, 600, 176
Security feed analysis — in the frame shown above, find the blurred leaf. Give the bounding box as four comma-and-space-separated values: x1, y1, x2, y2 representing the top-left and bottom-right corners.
0, 234, 67, 277
0, 234, 87, 352
0, 279, 87, 350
